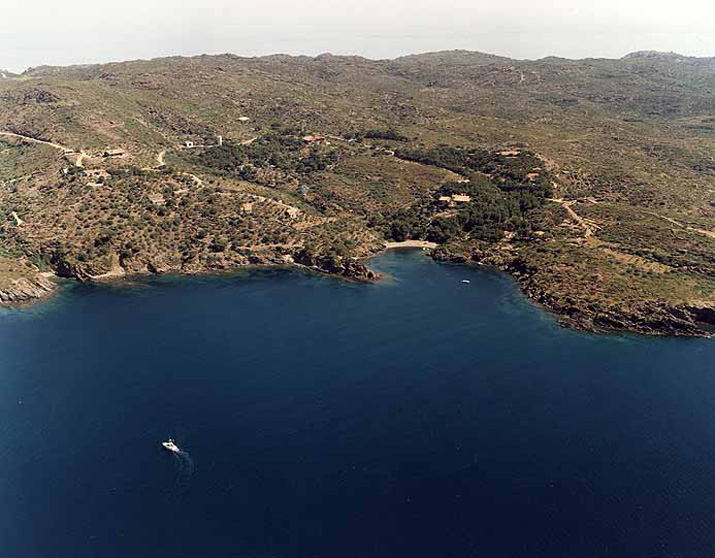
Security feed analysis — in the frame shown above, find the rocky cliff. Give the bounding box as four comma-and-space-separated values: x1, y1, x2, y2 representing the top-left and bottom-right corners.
0, 274, 55, 304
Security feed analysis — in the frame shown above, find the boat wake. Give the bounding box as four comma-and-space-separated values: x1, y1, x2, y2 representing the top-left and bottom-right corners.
172, 449, 195, 489
162, 440, 195, 495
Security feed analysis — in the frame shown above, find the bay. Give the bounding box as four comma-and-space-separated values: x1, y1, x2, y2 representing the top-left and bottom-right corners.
2, 249, 715, 557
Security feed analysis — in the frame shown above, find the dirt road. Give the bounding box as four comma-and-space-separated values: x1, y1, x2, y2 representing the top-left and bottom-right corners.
75, 151, 89, 167
0, 131, 73, 153
648, 212, 715, 240
11, 211, 24, 226
182, 172, 203, 186
549, 198, 599, 238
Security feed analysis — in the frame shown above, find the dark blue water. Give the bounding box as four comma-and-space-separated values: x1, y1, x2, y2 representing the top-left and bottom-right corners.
2, 249, 715, 558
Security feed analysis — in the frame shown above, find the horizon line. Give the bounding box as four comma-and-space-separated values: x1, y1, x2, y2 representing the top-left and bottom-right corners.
4, 47, 714, 75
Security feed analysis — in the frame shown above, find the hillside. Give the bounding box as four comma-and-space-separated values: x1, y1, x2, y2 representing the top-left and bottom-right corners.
0, 50, 714, 334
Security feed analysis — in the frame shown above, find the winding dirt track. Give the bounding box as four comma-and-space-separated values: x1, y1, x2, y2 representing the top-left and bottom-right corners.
0, 131, 73, 153
75, 151, 89, 167
647, 212, 715, 240
548, 198, 598, 237
182, 172, 203, 186
1, 131, 97, 170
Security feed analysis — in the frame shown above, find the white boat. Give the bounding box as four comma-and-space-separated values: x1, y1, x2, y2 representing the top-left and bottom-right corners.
162, 439, 181, 453
461, 279, 471, 284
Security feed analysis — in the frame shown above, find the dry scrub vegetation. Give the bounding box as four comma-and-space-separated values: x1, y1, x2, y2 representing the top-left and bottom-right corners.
1, 50, 714, 333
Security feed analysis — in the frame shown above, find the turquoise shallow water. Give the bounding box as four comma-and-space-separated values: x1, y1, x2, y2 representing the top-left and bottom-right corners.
2, 249, 715, 557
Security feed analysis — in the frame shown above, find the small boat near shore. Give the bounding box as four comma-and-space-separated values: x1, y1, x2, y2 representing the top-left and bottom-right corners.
162, 439, 181, 453
461, 279, 471, 284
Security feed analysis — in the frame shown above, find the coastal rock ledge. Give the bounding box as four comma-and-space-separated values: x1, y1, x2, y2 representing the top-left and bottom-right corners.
0, 275, 56, 304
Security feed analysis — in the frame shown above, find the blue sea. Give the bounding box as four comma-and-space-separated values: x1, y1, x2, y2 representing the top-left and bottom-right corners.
2, 249, 715, 557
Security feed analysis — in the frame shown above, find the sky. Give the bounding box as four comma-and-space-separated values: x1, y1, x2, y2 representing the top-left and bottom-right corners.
1, 0, 713, 72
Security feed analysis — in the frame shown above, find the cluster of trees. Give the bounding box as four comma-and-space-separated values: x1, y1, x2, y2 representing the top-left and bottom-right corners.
394, 145, 552, 196
344, 130, 409, 142
388, 185, 547, 244
189, 135, 337, 177
385, 146, 553, 244
394, 145, 474, 174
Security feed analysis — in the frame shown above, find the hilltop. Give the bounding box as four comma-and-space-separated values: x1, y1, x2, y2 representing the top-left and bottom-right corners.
0, 50, 714, 334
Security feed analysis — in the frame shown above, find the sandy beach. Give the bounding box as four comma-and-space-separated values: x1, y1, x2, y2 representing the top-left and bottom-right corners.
384, 240, 438, 250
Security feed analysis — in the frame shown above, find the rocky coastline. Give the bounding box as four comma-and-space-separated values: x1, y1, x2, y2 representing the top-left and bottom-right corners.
3, 243, 713, 338
0, 274, 56, 305
0, 248, 378, 307
431, 244, 715, 338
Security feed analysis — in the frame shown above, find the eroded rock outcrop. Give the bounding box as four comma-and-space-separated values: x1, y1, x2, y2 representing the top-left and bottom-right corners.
295, 250, 377, 281
0, 275, 55, 304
